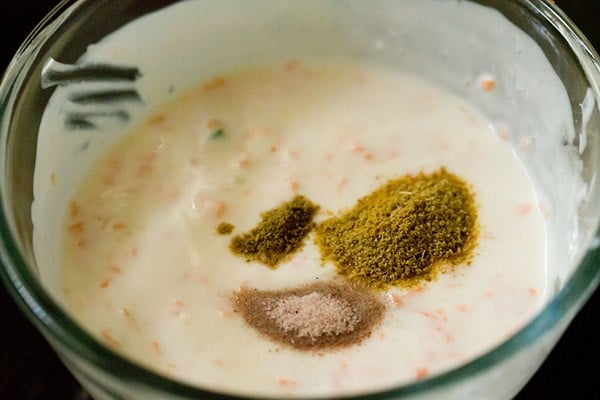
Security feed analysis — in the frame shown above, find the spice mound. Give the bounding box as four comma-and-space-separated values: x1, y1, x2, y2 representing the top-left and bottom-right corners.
232, 282, 384, 351
315, 168, 478, 288
216, 222, 234, 235
230, 195, 319, 268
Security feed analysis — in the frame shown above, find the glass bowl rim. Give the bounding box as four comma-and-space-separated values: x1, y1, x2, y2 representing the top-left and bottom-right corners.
1, 0, 599, 398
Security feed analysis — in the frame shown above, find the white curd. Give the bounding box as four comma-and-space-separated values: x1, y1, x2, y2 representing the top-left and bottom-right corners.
60, 60, 547, 397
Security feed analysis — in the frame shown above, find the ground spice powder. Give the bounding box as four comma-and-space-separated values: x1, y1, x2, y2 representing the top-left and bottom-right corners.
232, 282, 384, 351
230, 195, 319, 268
315, 168, 478, 289
216, 222, 234, 235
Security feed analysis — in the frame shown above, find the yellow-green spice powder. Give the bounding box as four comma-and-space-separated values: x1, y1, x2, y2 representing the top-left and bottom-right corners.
315, 168, 478, 289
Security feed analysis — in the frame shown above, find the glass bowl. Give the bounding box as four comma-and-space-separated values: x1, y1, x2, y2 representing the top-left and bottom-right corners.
1, 1, 599, 399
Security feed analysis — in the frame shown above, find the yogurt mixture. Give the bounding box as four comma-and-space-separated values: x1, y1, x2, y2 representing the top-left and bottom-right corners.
61, 60, 547, 397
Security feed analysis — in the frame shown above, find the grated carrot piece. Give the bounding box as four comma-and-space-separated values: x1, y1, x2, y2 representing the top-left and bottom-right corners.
206, 119, 221, 130
152, 340, 162, 355
69, 222, 84, 232
69, 202, 80, 217
337, 177, 348, 193
101, 330, 120, 347
517, 204, 532, 214
288, 178, 299, 192
480, 78, 496, 91
149, 114, 166, 125
277, 378, 297, 387
202, 76, 227, 91
217, 202, 228, 218
388, 292, 403, 307
284, 58, 301, 72
108, 265, 121, 274
416, 367, 429, 379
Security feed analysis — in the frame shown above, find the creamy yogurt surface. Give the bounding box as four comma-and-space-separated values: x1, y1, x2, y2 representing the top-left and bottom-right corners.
60, 59, 547, 397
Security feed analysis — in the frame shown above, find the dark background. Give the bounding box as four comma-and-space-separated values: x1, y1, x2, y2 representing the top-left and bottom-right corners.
0, 1, 598, 399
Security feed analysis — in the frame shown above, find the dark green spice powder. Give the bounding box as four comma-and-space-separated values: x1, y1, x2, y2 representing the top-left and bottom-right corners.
230, 195, 319, 268
315, 168, 478, 289
216, 222, 235, 235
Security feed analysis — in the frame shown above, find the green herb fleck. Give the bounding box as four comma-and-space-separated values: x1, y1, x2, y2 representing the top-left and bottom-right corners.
210, 128, 224, 139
